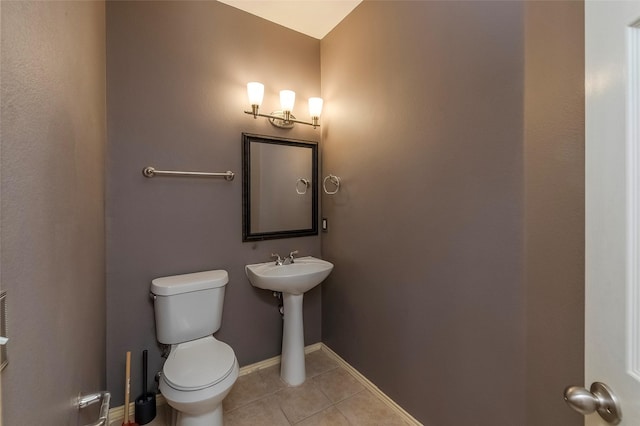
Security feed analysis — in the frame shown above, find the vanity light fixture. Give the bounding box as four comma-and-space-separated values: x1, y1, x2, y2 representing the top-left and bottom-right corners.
244, 82, 322, 129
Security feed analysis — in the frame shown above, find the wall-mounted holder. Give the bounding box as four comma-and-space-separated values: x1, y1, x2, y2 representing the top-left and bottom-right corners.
296, 178, 310, 195
78, 391, 111, 426
323, 174, 341, 195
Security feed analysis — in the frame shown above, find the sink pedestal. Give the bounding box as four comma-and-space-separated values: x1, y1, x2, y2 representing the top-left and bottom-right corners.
281, 293, 306, 386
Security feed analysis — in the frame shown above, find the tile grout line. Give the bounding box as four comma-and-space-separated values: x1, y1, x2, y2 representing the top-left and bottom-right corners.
319, 343, 423, 426
224, 343, 324, 417
332, 389, 367, 426
287, 383, 334, 425
277, 395, 294, 426
291, 388, 368, 426
311, 371, 364, 408
224, 378, 284, 415
109, 342, 421, 425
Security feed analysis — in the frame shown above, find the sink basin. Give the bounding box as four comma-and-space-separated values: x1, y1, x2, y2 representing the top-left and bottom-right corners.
245, 256, 334, 295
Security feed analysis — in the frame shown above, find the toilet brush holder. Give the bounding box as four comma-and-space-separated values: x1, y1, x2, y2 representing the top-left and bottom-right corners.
134, 350, 156, 425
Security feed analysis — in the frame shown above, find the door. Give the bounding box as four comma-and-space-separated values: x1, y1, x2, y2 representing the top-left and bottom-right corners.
583, 1, 640, 425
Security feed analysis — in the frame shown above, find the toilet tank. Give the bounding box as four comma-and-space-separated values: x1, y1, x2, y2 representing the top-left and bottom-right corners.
151, 270, 229, 344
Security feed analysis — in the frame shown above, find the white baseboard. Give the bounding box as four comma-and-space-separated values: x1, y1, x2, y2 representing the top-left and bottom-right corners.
237, 342, 323, 376
108, 342, 421, 426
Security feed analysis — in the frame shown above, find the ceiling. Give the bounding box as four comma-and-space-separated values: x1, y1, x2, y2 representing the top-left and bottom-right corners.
217, 0, 362, 39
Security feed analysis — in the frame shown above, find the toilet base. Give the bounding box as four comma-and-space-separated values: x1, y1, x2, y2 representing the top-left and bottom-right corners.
177, 404, 222, 426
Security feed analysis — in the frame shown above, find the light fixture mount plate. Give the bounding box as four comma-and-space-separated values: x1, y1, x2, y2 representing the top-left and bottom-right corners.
268, 111, 296, 129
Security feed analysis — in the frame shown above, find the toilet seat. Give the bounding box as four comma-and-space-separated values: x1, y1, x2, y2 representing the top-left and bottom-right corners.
163, 336, 236, 391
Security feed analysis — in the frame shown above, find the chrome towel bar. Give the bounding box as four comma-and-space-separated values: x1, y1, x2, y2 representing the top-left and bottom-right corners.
142, 166, 234, 181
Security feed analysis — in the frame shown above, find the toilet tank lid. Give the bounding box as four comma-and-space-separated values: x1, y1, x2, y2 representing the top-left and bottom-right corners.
151, 270, 229, 296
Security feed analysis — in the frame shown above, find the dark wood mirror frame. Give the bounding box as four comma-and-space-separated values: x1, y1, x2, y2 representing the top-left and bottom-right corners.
242, 133, 318, 241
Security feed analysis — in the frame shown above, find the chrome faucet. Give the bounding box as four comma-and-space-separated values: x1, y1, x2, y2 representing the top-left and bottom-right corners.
283, 250, 298, 265
271, 253, 283, 266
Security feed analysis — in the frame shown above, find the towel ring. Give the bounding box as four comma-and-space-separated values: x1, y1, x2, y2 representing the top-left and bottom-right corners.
296, 178, 310, 195
323, 174, 341, 195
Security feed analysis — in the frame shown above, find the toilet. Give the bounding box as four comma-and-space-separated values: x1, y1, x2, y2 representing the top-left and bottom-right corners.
151, 270, 238, 426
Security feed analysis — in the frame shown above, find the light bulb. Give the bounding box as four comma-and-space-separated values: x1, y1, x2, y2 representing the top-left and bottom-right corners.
247, 82, 264, 106
280, 90, 296, 112
308, 97, 323, 118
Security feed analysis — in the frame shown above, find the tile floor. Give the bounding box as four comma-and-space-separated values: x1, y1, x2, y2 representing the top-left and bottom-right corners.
131, 349, 411, 426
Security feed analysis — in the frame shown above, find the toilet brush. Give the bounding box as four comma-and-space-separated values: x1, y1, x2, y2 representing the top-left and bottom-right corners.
135, 350, 156, 425
123, 351, 139, 426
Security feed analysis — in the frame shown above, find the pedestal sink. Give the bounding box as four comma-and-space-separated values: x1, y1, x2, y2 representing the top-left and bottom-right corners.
245, 256, 333, 386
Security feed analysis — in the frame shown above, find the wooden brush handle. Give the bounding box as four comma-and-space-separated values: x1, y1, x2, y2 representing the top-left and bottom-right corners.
124, 351, 131, 422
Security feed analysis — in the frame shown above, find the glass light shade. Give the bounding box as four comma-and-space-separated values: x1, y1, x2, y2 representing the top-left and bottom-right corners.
247, 82, 264, 106
308, 97, 323, 118
280, 90, 296, 112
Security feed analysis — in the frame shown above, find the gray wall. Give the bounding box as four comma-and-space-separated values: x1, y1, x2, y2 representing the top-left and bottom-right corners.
106, 1, 322, 405
0, 1, 106, 424
524, 2, 585, 425
320, 1, 584, 425
0, 1, 584, 422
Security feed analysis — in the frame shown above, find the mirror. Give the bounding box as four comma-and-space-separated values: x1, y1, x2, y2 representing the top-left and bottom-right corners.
242, 133, 318, 241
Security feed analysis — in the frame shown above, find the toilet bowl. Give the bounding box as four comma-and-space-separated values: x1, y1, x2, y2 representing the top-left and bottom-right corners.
151, 270, 238, 426
159, 337, 239, 426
